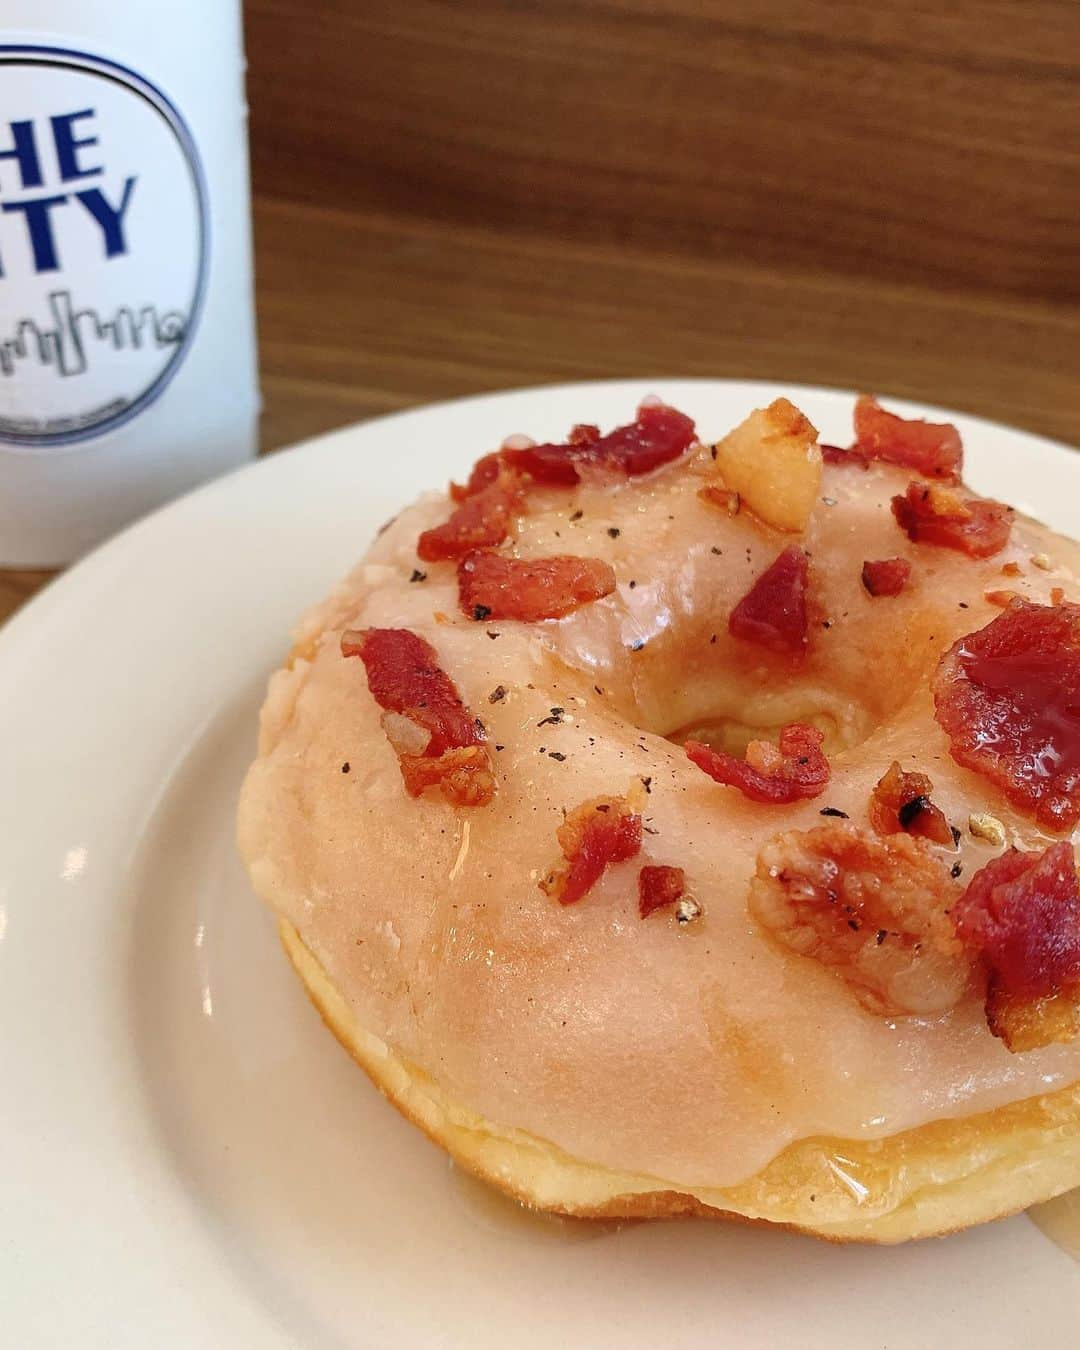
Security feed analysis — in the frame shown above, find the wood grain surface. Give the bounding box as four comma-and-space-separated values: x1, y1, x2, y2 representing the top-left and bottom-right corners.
3, 1, 1079, 626
246, 0, 1080, 302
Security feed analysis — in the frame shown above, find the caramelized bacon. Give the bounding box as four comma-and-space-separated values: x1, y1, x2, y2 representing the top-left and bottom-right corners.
450, 451, 509, 502
861, 557, 911, 598
539, 796, 643, 905
870, 761, 954, 847
452, 404, 696, 499
728, 545, 810, 656
686, 722, 829, 804
933, 601, 1080, 832
953, 842, 1080, 1050
418, 471, 523, 561
638, 864, 687, 918
852, 395, 963, 481
891, 482, 1013, 558
398, 745, 496, 807
458, 550, 616, 621
750, 823, 968, 1015
341, 627, 494, 806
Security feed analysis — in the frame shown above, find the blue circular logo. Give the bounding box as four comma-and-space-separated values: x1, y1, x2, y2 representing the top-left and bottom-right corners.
0, 45, 209, 449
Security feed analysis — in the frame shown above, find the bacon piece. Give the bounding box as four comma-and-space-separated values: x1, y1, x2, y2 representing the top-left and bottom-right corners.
451, 404, 696, 498
953, 842, 1080, 1050
861, 557, 911, 598
870, 761, 954, 847
418, 471, 523, 561
751, 823, 968, 1015
891, 482, 1013, 558
821, 443, 869, 469
638, 864, 687, 918
852, 395, 963, 481
398, 744, 496, 807
686, 722, 829, 804
458, 550, 616, 621
450, 451, 506, 502
933, 601, 1080, 832
341, 627, 494, 807
728, 545, 809, 656
539, 796, 643, 905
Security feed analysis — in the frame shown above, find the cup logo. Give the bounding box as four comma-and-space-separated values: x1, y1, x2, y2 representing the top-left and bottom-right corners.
0, 45, 207, 449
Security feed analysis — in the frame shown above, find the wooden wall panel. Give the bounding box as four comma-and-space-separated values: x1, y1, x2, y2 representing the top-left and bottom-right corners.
245, 1, 1080, 303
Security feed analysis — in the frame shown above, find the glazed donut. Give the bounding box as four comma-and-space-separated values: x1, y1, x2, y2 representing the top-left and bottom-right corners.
238, 393, 1080, 1242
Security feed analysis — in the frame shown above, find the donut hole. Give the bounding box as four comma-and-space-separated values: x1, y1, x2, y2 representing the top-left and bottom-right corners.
667, 709, 844, 758
629, 671, 882, 759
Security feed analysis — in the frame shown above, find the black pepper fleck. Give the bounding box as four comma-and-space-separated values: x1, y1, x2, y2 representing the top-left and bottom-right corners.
570, 510, 583, 522
630, 638, 646, 652
875, 929, 887, 945
951, 861, 963, 878
820, 806, 849, 819
548, 751, 567, 762
486, 630, 500, 640
472, 604, 492, 621
710, 546, 722, 556
488, 685, 507, 704
897, 795, 931, 828
607, 526, 621, 538
341, 762, 351, 774
641, 776, 652, 794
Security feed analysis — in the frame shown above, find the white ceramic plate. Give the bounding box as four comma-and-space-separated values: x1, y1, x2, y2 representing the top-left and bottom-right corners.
3, 380, 1079, 1349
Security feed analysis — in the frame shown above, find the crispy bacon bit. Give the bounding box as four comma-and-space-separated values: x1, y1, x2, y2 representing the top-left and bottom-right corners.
953, 842, 1080, 1050
852, 395, 963, 481
458, 550, 616, 622
539, 796, 643, 905
450, 451, 507, 502
418, 470, 523, 561
398, 745, 496, 807
638, 864, 687, 918
698, 485, 741, 516
984, 589, 1019, 608
891, 483, 1013, 558
729, 545, 809, 656
861, 557, 911, 598
750, 823, 968, 1015
1001, 561, 1022, 577
1052, 586, 1067, 606
452, 404, 695, 499
870, 761, 954, 847
687, 722, 829, 804
341, 627, 494, 807
933, 601, 1080, 832
821, 443, 870, 469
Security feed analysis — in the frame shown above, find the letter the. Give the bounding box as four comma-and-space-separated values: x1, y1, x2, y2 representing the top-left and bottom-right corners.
51, 109, 102, 182
0, 120, 43, 193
